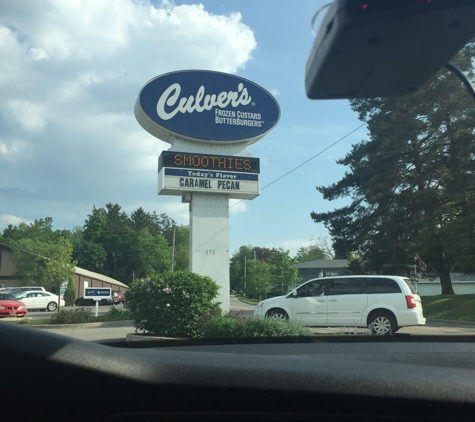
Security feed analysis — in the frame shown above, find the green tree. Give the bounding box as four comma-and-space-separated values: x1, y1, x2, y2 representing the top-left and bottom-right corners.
131, 207, 153, 232
311, 47, 475, 294
10, 236, 77, 310
171, 225, 189, 271
45, 237, 77, 311
3, 217, 68, 244
269, 248, 299, 294
294, 244, 328, 263
131, 228, 171, 278
72, 240, 107, 273
151, 211, 177, 242
10, 238, 56, 286
246, 260, 272, 299
82, 206, 108, 243
229, 245, 254, 292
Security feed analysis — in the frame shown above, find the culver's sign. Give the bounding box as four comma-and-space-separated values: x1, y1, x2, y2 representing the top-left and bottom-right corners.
134, 70, 280, 144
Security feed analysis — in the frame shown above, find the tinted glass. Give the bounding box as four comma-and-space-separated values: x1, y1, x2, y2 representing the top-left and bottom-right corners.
327, 279, 363, 296
366, 278, 401, 294
297, 280, 325, 297
403, 279, 417, 294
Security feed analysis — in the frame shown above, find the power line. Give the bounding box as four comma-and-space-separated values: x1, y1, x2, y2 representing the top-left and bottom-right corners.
229, 122, 366, 208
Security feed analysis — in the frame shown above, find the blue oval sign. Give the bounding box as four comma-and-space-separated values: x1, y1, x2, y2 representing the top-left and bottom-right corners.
134, 70, 280, 144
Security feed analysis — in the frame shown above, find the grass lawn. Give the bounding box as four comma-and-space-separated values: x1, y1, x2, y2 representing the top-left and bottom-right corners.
422, 294, 475, 321
235, 295, 260, 305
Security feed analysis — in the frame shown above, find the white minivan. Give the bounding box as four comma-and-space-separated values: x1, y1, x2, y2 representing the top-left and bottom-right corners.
254, 275, 426, 335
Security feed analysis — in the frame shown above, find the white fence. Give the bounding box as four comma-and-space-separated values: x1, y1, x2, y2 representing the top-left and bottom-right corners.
414, 274, 475, 296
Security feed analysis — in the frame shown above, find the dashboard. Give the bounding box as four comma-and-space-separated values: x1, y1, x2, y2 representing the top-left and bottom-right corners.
2, 322, 475, 421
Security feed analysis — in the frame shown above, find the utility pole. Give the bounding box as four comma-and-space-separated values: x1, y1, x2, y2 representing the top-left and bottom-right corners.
244, 256, 247, 295
171, 228, 176, 271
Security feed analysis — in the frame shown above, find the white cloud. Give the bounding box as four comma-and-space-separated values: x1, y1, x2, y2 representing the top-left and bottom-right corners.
0, 0, 257, 227
229, 199, 247, 215
0, 215, 33, 232
264, 238, 317, 257
162, 201, 190, 224
6, 99, 46, 131
271, 89, 281, 96
0, 138, 27, 161
28, 47, 48, 61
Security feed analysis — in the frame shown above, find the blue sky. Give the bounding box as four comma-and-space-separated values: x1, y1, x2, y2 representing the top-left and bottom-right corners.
0, 0, 365, 256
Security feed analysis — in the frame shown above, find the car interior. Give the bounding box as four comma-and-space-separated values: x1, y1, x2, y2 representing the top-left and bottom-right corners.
3, 1, 475, 421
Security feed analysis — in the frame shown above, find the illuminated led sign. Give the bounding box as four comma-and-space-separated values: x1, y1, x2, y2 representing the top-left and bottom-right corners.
158, 151, 260, 174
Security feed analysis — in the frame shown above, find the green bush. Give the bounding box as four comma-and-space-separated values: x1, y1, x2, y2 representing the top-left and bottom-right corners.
200, 313, 314, 338
52, 308, 92, 324
125, 271, 221, 337
105, 306, 131, 321
200, 312, 245, 337
64, 279, 76, 306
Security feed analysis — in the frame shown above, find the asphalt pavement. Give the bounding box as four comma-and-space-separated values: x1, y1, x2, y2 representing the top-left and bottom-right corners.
2, 296, 475, 341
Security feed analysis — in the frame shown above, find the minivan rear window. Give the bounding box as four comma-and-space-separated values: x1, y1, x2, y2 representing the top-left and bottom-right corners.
403, 278, 417, 294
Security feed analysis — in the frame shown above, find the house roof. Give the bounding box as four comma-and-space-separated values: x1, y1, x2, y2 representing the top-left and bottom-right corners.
74, 267, 128, 289
291, 259, 349, 269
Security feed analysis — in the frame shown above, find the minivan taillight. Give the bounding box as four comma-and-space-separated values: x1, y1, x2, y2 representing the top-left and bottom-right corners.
405, 295, 416, 309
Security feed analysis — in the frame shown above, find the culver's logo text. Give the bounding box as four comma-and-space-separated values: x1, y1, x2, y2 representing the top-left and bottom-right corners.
157, 82, 251, 120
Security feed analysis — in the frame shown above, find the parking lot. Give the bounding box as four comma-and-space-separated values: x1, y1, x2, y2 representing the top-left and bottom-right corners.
24, 303, 125, 319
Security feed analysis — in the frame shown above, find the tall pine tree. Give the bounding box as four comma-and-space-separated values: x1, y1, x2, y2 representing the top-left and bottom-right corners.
312, 44, 475, 295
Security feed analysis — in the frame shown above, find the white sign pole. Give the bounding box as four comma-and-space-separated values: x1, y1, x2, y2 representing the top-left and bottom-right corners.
189, 193, 230, 311
95, 301, 99, 317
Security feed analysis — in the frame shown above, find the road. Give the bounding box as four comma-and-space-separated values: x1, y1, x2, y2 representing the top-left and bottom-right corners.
230, 295, 255, 315
4, 296, 475, 341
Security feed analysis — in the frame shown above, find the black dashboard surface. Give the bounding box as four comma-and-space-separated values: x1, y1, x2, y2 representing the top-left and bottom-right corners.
2, 322, 475, 421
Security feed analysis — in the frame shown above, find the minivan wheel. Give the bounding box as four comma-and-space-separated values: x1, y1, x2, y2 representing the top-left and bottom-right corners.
47, 301, 57, 312
368, 312, 397, 335
267, 309, 288, 322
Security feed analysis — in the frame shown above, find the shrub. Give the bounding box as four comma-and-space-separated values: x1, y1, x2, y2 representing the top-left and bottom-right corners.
52, 308, 92, 324
200, 312, 245, 338
125, 271, 221, 337
200, 313, 314, 338
105, 306, 131, 321
64, 279, 76, 306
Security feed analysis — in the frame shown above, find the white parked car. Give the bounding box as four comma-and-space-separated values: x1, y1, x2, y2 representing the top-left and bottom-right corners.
254, 275, 426, 335
6, 286, 46, 296
14, 291, 65, 312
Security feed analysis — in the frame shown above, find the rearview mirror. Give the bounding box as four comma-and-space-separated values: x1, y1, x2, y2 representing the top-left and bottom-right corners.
306, 0, 475, 99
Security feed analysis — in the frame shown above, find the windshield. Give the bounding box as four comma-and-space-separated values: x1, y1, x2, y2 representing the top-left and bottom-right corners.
0, 0, 474, 342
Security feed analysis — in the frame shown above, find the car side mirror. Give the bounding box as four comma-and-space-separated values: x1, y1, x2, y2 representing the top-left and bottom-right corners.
291, 289, 298, 297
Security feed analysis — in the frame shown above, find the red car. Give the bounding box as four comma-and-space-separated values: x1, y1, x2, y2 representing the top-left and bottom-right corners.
0, 293, 27, 318
112, 290, 124, 304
